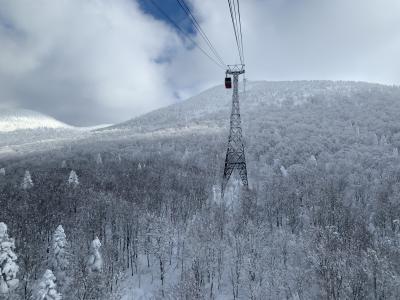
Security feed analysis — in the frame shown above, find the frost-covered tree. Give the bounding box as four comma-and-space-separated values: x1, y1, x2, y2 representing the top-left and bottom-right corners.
150, 215, 173, 297
0, 222, 19, 294
67, 170, 79, 188
372, 133, 379, 145
309, 155, 317, 166
22, 170, 33, 190
380, 135, 388, 146
211, 185, 222, 205
393, 148, 398, 158
77, 237, 105, 300
96, 153, 102, 165
32, 270, 61, 300
280, 165, 288, 177
137, 163, 142, 170
61, 160, 67, 169
0, 168, 5, 176
87, 237, 103, 273
181, 149, 190, 162
50, 225, 69, 289
67, 170, 79, 213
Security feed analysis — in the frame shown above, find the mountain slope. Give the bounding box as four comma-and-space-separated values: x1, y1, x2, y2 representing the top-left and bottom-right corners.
0, 108, 71, 132
104, 80, 399, 134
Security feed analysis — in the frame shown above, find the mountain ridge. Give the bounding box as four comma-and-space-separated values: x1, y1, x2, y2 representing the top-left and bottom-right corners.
0, 108, 71, 132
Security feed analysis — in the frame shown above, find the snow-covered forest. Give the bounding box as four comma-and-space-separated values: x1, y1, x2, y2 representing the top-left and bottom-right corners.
1, 81, 400, 299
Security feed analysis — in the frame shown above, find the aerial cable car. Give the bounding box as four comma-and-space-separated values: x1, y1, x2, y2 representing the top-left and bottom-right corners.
225, 72, 232, 89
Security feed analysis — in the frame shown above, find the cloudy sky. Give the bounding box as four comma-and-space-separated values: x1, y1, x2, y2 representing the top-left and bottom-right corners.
1, 0, 400, 126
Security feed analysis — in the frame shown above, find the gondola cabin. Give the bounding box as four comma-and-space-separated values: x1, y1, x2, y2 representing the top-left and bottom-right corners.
225, 76, 232, 89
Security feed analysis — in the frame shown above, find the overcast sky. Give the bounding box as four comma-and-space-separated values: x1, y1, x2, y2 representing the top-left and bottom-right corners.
1, 0, 400, 126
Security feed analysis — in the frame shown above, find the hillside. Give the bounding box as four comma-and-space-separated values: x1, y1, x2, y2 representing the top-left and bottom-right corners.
0, 108, 71, 132
2, 80, 400, 299
105, 80, 400, 135
99, 80, 400, 170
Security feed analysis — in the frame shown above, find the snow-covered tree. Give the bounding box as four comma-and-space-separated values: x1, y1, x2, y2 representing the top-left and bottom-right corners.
137, 163, 142, 170
211, 185, 222, 205
50, 225, 69, 289
87, 237, 103, 273
96, 153, 102, 165
32, 269, 61, 300
0, 168, 5, 176
61, 160, 67, 169
67, 170, 79, 188
22, 170, 33, 190
380, 135, 387, 146
372, 133, 379, 146
0, 222, 19, 294
181, 149, 190, 162
393, 148, 398, 158
280, 165, 288, 177
309, 155, 317, 166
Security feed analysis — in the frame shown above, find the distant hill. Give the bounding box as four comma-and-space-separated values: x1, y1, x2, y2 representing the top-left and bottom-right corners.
0, 108, 71, 132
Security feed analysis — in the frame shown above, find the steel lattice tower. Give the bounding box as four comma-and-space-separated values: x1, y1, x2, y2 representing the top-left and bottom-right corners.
222, 65, 248, 197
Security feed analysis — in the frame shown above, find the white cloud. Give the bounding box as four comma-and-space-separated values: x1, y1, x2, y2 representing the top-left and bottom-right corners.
1, 0, 400, 125
0, 0, 180, 125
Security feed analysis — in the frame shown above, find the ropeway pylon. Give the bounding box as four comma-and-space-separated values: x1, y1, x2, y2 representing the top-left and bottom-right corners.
221, 64, 248, 197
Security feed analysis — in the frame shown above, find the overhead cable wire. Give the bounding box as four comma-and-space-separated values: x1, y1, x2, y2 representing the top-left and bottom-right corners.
235, 0, 245, 65
176, 0, 226, 67
228, 0, 243, 64
149, 0, 226, 70
231, 0, 243, 64
232, 0, 244, 64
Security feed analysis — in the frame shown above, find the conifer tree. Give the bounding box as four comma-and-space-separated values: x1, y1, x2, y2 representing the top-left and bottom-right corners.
87, 237, 103, 273
0, 222, 19, 294
32, 270, 61, 300
61, 160, 67, 169
280, 165, 288, 177
309, 155, 317, 166
393, 148, 398, 158
96, 153, 102, 165
22, 170, 33, 190
67, 170, 79, 188
50, 225, 69, 290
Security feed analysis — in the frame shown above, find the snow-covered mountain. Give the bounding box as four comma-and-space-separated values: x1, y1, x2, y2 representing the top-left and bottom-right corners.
3, 80, 400, 159
0, 109, 103, 158
0, 108, 71, 132
104, 80, 398, 134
